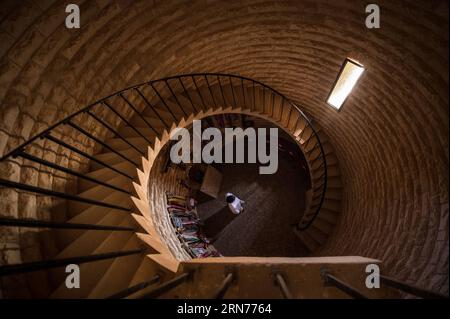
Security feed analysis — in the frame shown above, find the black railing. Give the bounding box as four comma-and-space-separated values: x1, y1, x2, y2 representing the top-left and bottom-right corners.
106, 275, 161, 299
0, 74, 327, 232
0, 74, 327, 298
213, 272, 235, 299
320, 269, 448, 299
107, 267, 448, 299
321, 270, 368, 299
380, 275, 448, 299
274, 272, 294, 299
0, 74, 446, 300
0, 217, 135, 231
0, 249, 144, 277
140, 272, 192, 299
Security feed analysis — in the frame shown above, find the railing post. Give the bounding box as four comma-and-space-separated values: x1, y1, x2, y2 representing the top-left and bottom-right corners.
44, 133, 134, 180
102, 101, 153, 145
107, 275, 161, 299
134, 87, 170, 129
274, 272, 293, 299
119, 92, 159, 135
380, 275, 448, 299
217, 75, 227, 106
178, 77, 197, 112
252, 81, 256, 111
0, 217, 135, 232
271, 92, 275, 117
165, 79, 188, 117
66, 121, 140, 167
85, 110, 145, 156
241, 78, 246, 108
213, 272, 235, 299
149, 82, 178, 122
204, 75, 217, 108
0, 249, 144, 276
141, 272, 192, 299
321, 269, 368, 299
228, 76, 237, 108
15, 150, 131, 195
192, 76, 206, 110
0, 178, 131, 211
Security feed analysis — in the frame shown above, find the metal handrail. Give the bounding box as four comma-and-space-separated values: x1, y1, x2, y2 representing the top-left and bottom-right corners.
0, 73, 327, 231
0, 249, 144, 277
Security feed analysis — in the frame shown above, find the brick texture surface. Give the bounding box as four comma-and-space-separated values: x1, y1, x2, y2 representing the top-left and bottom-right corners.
0, 0, 448, 296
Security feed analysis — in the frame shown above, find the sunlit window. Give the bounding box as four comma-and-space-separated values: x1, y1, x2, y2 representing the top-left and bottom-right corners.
327, 58, 364, 110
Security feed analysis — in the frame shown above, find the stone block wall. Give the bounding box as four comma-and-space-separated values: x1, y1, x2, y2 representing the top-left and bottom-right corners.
0, 0, 448, 296
148, 143, 191, 261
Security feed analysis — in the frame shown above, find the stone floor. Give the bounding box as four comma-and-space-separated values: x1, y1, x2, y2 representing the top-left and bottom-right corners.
196, 152, 309, 257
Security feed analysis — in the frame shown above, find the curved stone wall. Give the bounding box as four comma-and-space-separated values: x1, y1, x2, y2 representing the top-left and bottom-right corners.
147, 143, 191, 261
0, 0, 448, 295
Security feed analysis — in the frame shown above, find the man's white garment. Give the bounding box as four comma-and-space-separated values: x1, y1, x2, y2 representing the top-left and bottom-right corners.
227, 193, 244, 215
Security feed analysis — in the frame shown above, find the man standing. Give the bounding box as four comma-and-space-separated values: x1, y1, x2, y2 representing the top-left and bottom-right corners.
226, 193, 245, 215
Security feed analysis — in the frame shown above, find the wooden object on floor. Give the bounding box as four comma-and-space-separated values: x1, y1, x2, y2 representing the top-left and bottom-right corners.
200, 165, 223, 199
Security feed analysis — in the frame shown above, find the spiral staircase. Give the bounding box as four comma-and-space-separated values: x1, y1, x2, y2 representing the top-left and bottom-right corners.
0, 74, 445, 299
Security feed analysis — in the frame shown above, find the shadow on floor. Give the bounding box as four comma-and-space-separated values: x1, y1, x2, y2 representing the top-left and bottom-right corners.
202, 206, 237, 241
196, 152, 310, 257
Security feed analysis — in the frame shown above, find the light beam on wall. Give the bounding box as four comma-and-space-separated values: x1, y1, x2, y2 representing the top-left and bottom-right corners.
327, 58, 364, 110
